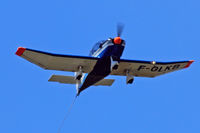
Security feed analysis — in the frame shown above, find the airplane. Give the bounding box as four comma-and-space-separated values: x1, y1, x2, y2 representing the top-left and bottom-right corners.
15, 25, 194, 96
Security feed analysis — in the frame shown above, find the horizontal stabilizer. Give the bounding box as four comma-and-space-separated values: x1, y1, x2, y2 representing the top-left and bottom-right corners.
48, 75, 115, 86
48, 75, 76, 84
94, 79, 115, 86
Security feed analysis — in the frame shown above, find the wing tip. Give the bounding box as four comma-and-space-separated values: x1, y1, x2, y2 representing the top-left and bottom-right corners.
184, 60, 194, 68
15, 47, 26, 56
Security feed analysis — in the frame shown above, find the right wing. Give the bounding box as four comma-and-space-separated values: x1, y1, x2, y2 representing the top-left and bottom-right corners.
15, 47, 98, 73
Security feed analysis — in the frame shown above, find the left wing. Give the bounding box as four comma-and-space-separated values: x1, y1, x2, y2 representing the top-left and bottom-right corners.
111, 59, 194, 77
15, 47, 98, 73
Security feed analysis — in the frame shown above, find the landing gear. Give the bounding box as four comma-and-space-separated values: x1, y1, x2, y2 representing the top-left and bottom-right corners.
75, 66, 83, 80
113, 64, 119, 70
126, 70, 134, 84
75, 66, 83, 94
110, 56, 119, 71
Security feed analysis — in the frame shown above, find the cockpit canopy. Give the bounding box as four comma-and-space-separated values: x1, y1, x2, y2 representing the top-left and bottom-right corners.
89, 40, 106, 56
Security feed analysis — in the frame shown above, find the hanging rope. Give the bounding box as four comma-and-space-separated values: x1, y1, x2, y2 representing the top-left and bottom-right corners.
57, 95, 78, 133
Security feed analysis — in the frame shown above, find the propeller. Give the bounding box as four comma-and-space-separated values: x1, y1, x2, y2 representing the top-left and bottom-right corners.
117, 23, 124, 37
114, 23, 124, 44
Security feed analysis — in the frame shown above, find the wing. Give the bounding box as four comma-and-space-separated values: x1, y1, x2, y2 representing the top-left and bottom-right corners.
111, 59, 194, 77
15, 47, 98, 73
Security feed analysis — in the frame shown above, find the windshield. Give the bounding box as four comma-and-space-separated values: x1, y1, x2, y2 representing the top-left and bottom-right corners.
89, 40, 106, 56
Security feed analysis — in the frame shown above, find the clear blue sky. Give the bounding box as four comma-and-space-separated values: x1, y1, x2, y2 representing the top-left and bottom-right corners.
1, 0, 199, 133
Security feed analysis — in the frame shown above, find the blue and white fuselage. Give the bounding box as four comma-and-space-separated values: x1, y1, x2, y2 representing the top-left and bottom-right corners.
76, 38, 125, 95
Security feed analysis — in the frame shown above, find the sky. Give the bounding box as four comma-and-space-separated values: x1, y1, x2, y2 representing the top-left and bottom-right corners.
0, 0, 199, 133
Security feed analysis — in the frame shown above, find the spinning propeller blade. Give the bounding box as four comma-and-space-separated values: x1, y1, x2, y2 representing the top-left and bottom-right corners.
117, 23, 124, 37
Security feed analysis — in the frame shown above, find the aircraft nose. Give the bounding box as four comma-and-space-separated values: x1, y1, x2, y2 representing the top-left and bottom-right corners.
113, 37, 122, 45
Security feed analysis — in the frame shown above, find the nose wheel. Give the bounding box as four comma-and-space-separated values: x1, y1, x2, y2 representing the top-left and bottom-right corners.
110, 56, 119, 71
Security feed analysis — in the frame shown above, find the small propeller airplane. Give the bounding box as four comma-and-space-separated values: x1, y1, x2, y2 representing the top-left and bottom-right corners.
15, 25, 194, 96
